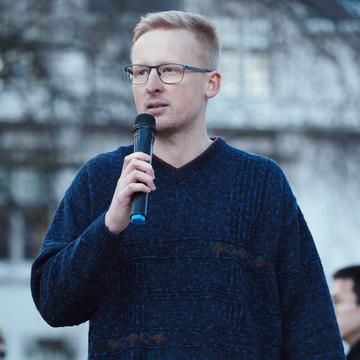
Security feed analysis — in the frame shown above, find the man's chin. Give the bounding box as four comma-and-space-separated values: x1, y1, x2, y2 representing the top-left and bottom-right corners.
155, 122, 179, 137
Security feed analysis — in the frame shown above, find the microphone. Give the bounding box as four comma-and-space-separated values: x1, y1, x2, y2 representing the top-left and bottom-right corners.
130, 113, 157, 225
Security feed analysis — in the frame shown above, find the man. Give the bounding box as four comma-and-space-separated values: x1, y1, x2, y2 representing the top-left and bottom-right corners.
31, 10, 345, 359
333, 266, 360, 360
0, 329, 6, 359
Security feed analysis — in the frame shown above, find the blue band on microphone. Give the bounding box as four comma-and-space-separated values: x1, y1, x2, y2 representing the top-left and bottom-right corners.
130, 214, 146, 225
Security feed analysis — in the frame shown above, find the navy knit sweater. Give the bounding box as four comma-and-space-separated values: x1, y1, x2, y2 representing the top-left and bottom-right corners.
31, 138, 345, 359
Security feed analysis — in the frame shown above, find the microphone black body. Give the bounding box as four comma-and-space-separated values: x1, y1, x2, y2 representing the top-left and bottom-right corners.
130, 113, 157, 225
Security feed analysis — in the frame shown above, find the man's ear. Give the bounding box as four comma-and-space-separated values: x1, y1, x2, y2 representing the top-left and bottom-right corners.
205, 71, 221, 98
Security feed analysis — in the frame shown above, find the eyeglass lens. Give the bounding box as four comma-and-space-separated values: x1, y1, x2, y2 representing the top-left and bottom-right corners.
129, 64, 184, 84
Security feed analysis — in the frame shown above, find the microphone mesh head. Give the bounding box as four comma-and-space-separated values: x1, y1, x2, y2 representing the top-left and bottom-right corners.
135, 113, 156, 127
132, 113, 156, 133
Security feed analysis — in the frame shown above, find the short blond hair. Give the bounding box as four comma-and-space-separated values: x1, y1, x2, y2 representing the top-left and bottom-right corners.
132, 10, 220, 69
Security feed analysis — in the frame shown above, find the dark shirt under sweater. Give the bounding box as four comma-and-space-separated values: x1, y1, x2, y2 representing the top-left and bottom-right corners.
31, 138, 345, 359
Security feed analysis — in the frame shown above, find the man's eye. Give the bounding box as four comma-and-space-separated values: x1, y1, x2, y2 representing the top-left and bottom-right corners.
134, 69, 148, 76
161, 66, 177, 73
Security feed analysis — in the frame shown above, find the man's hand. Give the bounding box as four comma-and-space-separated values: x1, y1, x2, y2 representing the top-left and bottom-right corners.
105, 152, 156, 235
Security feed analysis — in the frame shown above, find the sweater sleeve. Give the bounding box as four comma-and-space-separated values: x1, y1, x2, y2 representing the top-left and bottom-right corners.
31, 162, 120, 327
273, 168, 345, 359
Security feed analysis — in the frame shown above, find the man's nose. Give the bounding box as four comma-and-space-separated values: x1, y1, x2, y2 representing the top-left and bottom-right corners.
146, 68, 164, 92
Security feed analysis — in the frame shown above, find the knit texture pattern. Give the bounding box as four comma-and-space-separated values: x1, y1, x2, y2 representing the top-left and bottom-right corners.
31, 138, 345, 359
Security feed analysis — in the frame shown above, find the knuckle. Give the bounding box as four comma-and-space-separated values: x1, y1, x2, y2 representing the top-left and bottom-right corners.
133, 170, 142, 180
126, 160, 137, 172
126, 172, 135, 183
124, 154, 132, 163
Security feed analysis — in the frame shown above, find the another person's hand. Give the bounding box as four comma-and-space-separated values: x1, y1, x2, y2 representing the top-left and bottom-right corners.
105, 152, 156, 235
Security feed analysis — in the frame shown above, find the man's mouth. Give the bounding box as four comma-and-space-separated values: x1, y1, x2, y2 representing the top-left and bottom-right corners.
147, 102, 168, 109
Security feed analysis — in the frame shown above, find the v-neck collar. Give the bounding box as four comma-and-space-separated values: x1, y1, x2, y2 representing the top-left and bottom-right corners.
152, 137, 224, 173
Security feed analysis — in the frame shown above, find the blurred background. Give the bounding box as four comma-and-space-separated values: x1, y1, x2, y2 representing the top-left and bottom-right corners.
0, 0, 359, 358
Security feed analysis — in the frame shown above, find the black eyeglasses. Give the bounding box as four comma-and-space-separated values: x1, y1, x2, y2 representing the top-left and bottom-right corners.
124, 63, 214, 85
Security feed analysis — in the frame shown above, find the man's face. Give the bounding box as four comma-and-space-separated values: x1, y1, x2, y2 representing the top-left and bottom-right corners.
131, 28, 216, 135
332, 278, 360, 345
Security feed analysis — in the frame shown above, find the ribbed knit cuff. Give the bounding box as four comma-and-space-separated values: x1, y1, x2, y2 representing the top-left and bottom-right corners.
81, 212, 123, 259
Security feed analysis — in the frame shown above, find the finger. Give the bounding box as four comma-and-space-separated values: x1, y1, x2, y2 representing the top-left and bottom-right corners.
113, 179, 155, 210
122, 183, 153, 198
126, 170, 156, 190
122, 159, 155, 178
123, 152, 151, 168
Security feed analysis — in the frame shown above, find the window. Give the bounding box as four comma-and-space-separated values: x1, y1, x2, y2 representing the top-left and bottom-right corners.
0, 155, 11, 260
212, 17, 240, 48
0, 211, 9, 259
11, 168, 46, 205
241, 18, 271, 99
24, 206, 49, 259
27, 338, 75, 360
0, 167, 52, 261
242, 18, 270, 50
219, 51, 241, 98
212, 17, 241, 99
88, 0, 182, 13
0, 167, 10, 205
243, 52, 270, 99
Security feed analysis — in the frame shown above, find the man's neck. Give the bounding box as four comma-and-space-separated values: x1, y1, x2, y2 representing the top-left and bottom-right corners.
153, 131, 213, 169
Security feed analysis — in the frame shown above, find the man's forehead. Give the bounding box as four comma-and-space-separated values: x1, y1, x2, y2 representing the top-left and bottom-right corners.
131, 28, 199, 63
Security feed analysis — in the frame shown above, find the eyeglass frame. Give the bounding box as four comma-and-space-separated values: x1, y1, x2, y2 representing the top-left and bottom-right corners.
124, 63, 215, 85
